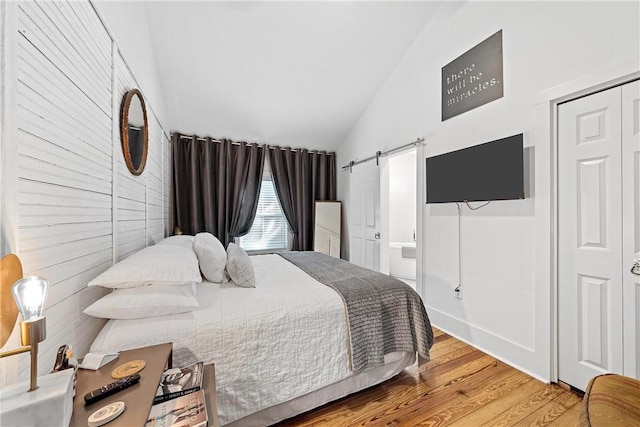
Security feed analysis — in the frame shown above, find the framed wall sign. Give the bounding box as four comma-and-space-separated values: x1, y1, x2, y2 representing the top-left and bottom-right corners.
442, 30, 504, 121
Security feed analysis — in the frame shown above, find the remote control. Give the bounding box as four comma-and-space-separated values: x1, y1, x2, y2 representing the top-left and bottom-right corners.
83, 373, 140, 405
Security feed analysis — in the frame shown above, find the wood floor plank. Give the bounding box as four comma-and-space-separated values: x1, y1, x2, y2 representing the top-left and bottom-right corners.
276, 330, 583, 427
418, 340, 477, 370
452, 378, 561, 426
367, 362, 523, 426
412, 373, 534, 426
545, 395, 583, 427
516, 386, 583, 427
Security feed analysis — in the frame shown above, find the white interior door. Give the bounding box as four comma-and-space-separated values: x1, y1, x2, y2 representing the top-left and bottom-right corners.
558, 80, 640, 391
622, 80, 640, 378
558, 85, 624, 391
349, 161, 380, 271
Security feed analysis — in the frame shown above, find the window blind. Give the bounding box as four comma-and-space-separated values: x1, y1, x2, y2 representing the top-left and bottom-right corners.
239, 180, 288, 251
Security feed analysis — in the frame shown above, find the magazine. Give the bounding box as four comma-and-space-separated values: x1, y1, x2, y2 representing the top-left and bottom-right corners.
146, 389, 208, 427
154, 361, 204, 404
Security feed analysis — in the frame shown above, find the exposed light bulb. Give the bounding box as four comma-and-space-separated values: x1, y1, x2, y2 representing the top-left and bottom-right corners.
11, 276, 49, 321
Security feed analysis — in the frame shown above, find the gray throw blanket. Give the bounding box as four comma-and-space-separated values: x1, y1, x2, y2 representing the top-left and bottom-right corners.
278, 251, 434, 373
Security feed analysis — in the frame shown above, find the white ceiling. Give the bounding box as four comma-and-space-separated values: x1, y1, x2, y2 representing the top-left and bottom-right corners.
143, 1, 442, 152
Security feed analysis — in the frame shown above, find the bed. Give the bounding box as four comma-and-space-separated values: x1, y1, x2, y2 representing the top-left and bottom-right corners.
85, 234, 433, 426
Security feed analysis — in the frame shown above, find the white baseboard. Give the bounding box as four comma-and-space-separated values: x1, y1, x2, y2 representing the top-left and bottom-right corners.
428, 306, 550, 384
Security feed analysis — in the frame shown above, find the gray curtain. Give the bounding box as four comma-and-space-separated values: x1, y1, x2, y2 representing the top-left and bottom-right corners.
268, 146, 336, 251
172, 133, 265, 247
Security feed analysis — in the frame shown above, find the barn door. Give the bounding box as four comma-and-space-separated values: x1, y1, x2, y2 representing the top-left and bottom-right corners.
349, 161, 381, 271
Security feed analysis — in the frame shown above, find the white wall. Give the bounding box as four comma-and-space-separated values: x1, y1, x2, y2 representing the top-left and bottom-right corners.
92, 1, 167, 127
0, 0, 169, 386
337, 1, 639, 381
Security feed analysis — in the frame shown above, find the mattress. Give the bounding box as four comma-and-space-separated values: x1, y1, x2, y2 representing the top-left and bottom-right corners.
90, 254, 414, 425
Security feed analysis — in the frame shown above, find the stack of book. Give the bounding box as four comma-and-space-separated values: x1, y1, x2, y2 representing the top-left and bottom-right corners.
145, 362, 207, 427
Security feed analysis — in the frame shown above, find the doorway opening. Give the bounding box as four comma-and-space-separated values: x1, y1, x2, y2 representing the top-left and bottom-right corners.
381, 148, 417, 289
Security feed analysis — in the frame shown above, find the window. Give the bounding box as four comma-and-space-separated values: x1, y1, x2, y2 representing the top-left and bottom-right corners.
239, 178, 289, 252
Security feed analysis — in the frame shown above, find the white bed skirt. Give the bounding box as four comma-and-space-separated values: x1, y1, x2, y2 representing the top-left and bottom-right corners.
227, 351, 415, 427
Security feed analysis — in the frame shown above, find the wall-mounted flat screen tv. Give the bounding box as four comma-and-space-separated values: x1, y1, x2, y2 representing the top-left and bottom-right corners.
426, 133, 524, 203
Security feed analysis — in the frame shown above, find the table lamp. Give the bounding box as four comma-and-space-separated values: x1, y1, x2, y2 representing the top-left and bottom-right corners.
1, 252, 50, 392
0, 254, 74, 427
12, 276, 49, 391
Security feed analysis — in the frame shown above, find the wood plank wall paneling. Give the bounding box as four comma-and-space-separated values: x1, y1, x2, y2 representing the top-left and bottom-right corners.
114, 51, 147, 262
1, 0, 170, 386
15, 0, 113, 378
146, 115, 165, 245
163, 132, 171, 236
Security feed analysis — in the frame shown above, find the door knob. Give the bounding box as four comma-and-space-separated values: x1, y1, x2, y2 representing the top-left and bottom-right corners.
632, 259, 640, 276
374, 232, 380, 239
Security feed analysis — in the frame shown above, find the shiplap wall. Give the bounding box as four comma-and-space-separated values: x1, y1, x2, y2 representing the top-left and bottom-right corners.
0, 0, 170, 386
146, 114, 167, 246
114, 52, 147, 261
163, 132, 172, 237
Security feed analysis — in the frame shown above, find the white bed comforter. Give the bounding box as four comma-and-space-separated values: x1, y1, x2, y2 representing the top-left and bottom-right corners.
90, 254, 351, 425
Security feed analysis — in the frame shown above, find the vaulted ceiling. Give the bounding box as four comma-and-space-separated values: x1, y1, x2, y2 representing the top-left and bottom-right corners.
142, 1, 442, 152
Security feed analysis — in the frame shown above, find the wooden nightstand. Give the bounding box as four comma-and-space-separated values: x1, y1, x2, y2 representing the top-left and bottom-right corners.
70, 343, 219, 427
202, 364, 220, 427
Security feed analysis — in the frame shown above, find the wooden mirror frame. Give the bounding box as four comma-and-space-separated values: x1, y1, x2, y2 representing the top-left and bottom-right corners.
120, 89, 149, 176
1, 254, 22, 348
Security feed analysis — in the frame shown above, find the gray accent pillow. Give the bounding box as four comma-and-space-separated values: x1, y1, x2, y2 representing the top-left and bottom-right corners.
226, 243, 255, 288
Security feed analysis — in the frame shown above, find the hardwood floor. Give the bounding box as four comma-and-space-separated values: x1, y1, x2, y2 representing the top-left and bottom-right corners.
276, 329, 584, 426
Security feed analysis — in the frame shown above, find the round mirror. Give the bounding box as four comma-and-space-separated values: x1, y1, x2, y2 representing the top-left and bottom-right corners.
120, 89, 148, 176
1, 254, 22, 348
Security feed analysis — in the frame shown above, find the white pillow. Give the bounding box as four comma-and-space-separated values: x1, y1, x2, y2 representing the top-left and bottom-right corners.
157, 235, 195, 250
226, 243, 255, 288
193, 233, 227, 283
84, 283, 199, 319
87, 244, 202, 289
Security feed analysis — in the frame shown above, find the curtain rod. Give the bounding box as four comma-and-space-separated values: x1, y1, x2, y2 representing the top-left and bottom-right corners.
177, 135, 221, 143
177, 134, 335, 155
341, 137, 425, 171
